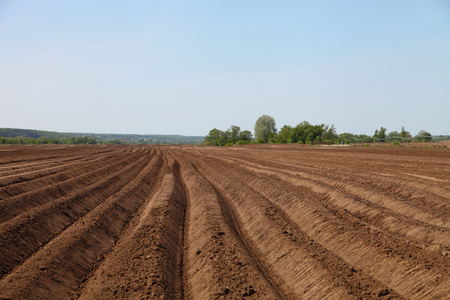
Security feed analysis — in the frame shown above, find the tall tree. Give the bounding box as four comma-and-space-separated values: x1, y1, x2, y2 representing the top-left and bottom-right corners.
400, 126, 412, 139
373, 127, 387, 141
227, 125, 241, 143
255, 115, 277, 143
322, 124, 337, 143
254, 115, 276, 143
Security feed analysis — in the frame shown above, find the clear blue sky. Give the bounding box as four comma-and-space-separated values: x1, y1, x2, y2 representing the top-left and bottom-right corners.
1, 1, 449, 136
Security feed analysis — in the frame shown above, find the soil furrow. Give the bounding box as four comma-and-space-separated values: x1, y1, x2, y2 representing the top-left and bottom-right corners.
250, 146, 448, 167
77, 151, 186, 299
0, 146, 100, 165
0, 151, 143, 222
173, 151, 283, 299
0, 155, 89, 177
225, 147, 449, 181
0, 144, 447, 299
216, 153, 450, 247
216, 154, 450, 270
219, 149, 450, 210
213, 148, 450, 260
254, 153, 450, 211
0, 147, 115, 171
0, 150, 161, 299
189, 151, 450, 299
185, 151, 393, 299
0, 147, 116, 175
0, 149, 128, 190
0, 151, 151, 280
0, 150, 123, 199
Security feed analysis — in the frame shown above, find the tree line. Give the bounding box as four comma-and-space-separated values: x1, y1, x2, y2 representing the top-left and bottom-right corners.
0, 136, 204, 145
205, 115, 337, 145
339, 127, 434, 144
204, 126, 253, 146
205, 115, 440, 146
0, 136, 99, 145
0, 128, 205, 145
252, 115, 338, 144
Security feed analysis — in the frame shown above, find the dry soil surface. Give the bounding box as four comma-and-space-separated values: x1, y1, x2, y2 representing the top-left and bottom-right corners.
0, 144, 449, 299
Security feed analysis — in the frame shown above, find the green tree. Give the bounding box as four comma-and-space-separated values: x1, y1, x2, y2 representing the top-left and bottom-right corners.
373, 127, 387, 141
400, 126, 412, 139
415, 130, 432, 142
254, 115, 276, 143
388, 131, 399, 137
205, 128, 225, 146
322, 124, 337, 144
226, 125, 241, 144
278, 125, 293, 143
16, 136, 27, 144
305, 132, 314, 144
268, 132, 277, 143
386, 131, 401, 143
287, 121, 326, 144
289, 121, 310, 143
49, 139, 61, 144
338, 132, 357, 144
238, 130, 253, 142
205, 126, 252, 146
36, 137, 49, 144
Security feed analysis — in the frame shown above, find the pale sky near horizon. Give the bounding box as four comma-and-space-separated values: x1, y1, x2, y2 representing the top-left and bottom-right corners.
1, 1, 449, 136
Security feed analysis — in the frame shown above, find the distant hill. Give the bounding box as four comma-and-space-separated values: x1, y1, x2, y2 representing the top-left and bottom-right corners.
0, 128, 205, 144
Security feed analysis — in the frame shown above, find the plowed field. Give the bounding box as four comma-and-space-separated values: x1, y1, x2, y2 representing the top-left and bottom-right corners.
0, 144, 449, 299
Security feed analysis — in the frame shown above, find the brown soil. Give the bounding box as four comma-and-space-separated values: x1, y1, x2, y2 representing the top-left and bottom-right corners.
0, 144, 449, 299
